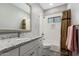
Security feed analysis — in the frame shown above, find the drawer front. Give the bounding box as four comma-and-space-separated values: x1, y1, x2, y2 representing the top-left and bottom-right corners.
1, 48, 19, 56
20, 39, 39, 55
22, 46, 38, 56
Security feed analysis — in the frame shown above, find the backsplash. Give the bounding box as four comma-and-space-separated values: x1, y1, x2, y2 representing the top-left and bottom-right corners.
0, 33, 18, 40
0, 32, 40, 40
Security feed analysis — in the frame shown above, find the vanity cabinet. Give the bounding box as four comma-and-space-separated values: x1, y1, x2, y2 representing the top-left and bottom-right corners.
37, 38, 43, 56
20, 38, 43, 56
1, 48, 19, 56
0, 37, 43, 56
22, 46, 38, 56
20, 39, 39, 56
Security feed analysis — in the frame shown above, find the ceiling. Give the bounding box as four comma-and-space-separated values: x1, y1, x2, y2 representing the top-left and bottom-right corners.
39, 3, 66, 10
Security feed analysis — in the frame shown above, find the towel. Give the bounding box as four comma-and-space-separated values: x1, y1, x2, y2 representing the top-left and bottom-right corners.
66, 25, 77, 54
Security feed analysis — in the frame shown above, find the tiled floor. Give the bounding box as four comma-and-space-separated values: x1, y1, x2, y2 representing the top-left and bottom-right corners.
41, 48, 69, 56
41, 48, 60, 56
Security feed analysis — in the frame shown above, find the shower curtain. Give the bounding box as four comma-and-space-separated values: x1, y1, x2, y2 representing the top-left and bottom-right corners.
61, 9, 71, 55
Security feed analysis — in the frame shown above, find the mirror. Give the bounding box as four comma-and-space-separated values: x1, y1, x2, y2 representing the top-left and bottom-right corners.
0, 3, 31, 32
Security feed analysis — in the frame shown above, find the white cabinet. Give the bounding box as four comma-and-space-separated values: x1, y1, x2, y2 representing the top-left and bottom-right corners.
1, 48, 19, 56
37, 38, 43, 56
37, 46, 43, 56
20, 39, 38, 56
20, 38, 43, 56
0, 37, 43, 56
22, 46, 38, 56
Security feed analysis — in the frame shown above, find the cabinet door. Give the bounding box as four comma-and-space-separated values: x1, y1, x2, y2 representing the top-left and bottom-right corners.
1, 48, 19, 56
38, 38, 43, 47
20, 40, 38, 55
37, 38, 43, 56
22, 46, 38, 56
37, 46, 43, 56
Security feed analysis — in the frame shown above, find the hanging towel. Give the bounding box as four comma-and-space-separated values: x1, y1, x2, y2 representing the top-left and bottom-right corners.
66, 25, 77, 54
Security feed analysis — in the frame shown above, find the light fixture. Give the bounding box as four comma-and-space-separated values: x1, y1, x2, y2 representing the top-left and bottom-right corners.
49, 3, 53, 6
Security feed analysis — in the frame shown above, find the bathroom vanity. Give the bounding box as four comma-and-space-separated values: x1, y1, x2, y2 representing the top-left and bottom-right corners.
0, 36, 43, 56
0, 3, 43, 56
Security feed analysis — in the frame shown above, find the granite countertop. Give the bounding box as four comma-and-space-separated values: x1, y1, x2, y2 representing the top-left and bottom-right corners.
0, 36, 42, 55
